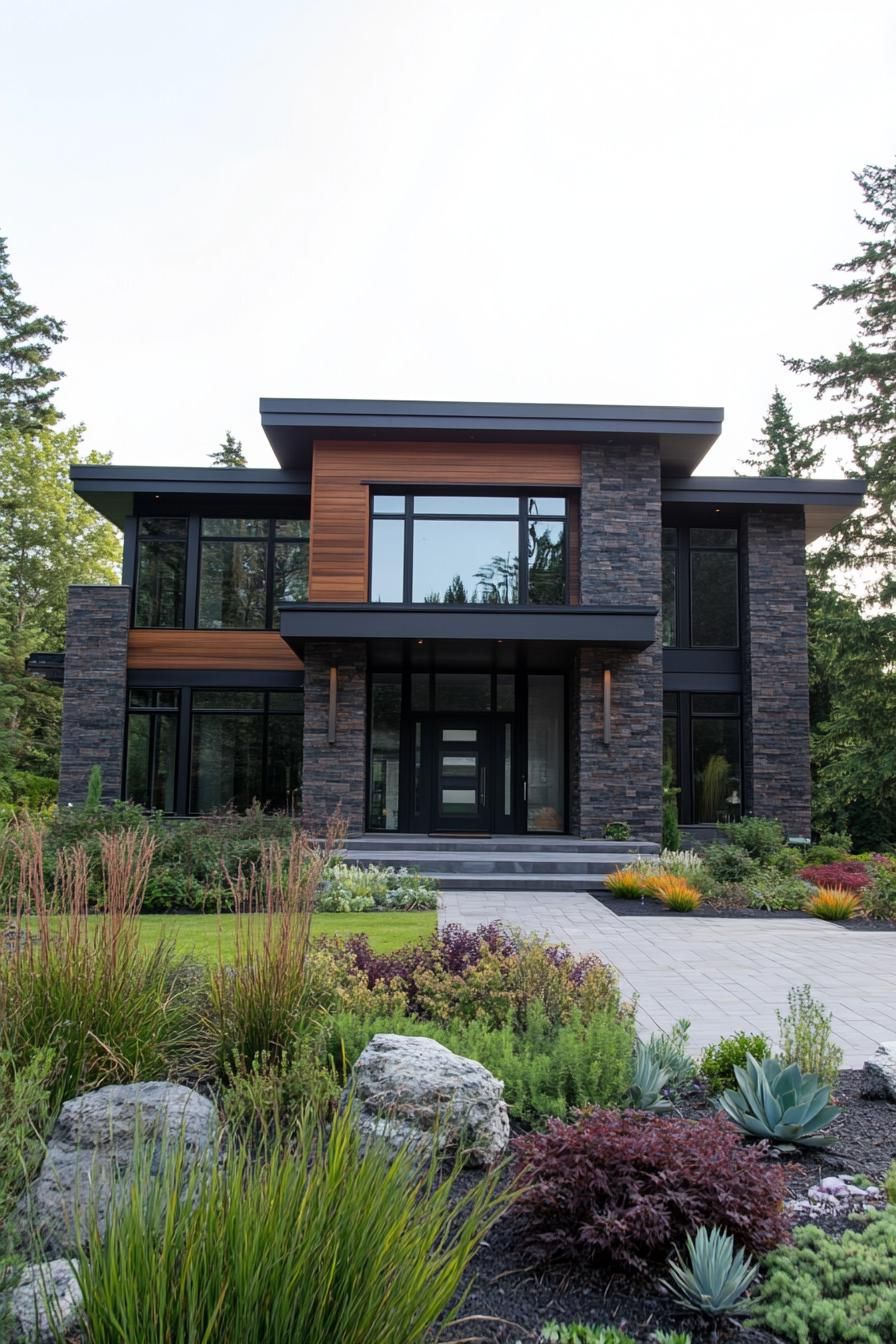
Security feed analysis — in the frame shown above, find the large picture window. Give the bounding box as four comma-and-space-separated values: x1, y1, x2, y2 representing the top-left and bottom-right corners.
124, 690, 179, 811
370, 494, 567, 606
189, 689, 303, 813
198, 518, 309, 629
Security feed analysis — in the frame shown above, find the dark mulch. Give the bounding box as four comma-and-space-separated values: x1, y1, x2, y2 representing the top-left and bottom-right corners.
446, 1070, 896, 1343
591, 891, 896, 931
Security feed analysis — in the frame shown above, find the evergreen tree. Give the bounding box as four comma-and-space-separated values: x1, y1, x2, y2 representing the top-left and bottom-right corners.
785, 160, 896, 604
0, 234, 66, 432
210, 431, 247, 467
741, 388, 822, 477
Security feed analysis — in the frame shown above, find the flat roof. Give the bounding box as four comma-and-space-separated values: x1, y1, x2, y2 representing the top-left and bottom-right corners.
259, 397, 725, 476
662, 476, 867, 543
70, 465, 311, 528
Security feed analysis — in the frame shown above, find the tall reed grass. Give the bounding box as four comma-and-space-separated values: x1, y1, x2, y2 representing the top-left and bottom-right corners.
0, 817, 204, 1105
207, 818, 343, 1074
76, 1102, 510, 1344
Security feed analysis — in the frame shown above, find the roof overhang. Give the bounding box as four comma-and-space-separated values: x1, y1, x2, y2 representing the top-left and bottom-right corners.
662, 476, 867, 543
260, 398, 724, 476
278, 602, 657, 654
70, 466, 311, 529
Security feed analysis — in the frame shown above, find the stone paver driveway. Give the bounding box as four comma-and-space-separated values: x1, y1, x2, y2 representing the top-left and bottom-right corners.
439, 890, 896, 1068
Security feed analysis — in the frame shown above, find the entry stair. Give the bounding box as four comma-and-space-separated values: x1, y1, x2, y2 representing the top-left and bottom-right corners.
339, 834, 661, 892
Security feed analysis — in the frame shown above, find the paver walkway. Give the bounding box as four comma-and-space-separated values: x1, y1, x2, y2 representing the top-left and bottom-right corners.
439, 890, 896, 1068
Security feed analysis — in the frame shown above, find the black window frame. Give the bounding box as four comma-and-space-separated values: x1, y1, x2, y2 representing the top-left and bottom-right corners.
187, 686, 304, 815
133, 518, 188, 629
124, 689, 180, 813
663, 690, 743, 825
129, 510, 310, 631
369, 490, 569, 607
661, 522, 740, 650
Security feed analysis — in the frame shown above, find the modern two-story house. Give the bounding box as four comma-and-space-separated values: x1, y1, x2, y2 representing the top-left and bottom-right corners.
56, 398, 864, 844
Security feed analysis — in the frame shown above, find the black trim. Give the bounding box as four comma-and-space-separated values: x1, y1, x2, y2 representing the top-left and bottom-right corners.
128, 670, 303, 688
279, 602, 656, 650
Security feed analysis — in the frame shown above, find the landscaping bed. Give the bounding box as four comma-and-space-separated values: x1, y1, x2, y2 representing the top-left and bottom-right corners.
592, 890, 896, 930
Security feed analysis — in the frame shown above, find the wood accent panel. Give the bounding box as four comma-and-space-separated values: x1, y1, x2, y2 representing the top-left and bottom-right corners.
309, 440, 582, 603
127, 630, 303, 671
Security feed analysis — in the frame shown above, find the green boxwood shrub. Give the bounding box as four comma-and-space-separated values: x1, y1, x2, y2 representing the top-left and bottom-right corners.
699, 1032, 772, 1094
749, 1209, 896, 1343
703, 843, 759, 885
720, 816, 785, 861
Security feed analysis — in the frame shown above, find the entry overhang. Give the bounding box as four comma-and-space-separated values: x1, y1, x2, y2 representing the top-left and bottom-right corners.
278, 602, 657, 652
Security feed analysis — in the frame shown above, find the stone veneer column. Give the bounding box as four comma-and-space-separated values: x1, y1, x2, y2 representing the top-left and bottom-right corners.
300, 640, 367, 836
574, 443, 662, 842
58, 586, 130, 806
741, 509, 811, 835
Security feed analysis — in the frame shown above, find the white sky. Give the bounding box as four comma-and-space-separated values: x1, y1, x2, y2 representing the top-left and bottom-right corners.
3, 0, 894, 474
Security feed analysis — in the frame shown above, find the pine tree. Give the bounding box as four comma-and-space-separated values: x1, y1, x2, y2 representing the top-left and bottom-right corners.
0, 234, 66, 432
741, 388, 822, 477
210, 431, 247, 467
785, 160, 896, 604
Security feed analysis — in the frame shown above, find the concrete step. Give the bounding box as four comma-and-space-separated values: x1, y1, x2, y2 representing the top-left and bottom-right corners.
343, 835, 659, 854
414, 872, 609, 891
337, 849, 643, 876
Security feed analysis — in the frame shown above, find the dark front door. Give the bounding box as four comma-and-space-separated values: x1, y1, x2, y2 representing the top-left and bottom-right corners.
432, 719, 491, 832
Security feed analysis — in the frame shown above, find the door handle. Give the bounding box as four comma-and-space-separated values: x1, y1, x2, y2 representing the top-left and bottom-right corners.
479, 766, 486, 807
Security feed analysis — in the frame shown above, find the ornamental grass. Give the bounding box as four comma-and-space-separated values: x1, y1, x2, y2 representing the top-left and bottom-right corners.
803, 886, 862, 922
76, 1106, 511, 1344
646, 873, 702, 911
604, 868, 651, 899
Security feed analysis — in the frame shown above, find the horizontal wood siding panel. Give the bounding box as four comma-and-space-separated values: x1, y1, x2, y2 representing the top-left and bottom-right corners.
127, 631, 303, 671
309, 441, 581, 602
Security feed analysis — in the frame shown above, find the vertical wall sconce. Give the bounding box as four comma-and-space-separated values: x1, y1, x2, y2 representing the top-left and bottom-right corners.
327, 665, 338, 744
603, 667, 612, 746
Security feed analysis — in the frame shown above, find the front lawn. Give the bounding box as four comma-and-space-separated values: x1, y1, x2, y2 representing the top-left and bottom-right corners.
134, 911, 437, 960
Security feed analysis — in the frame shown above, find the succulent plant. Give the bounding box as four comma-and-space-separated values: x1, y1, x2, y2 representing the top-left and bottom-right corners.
663, 1225, 758, 1316
629, 1040, 672, 1113
715, 1053, 840, 1147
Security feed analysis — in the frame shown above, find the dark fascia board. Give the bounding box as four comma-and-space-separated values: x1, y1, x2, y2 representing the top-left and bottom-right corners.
259, 397, 724, 475
278, 602, 657, 651
662, 475, 867, 543
70, 465, 312, 529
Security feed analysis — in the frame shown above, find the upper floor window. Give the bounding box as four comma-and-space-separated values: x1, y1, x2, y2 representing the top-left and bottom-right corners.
370, 494, 567, 605
135, 518, 187, 627
662, 525, 739, 649
198, 518, 308, 630
133, 515, 309, 629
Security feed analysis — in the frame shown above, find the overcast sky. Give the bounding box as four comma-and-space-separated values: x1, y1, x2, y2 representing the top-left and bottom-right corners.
3, 0, 894, 474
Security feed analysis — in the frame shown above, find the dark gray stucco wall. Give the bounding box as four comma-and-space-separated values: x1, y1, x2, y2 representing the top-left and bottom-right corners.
58, 586, 130, 806
574, 444, 662, 841
300, 640, 367, 836
742, 508, 811, 835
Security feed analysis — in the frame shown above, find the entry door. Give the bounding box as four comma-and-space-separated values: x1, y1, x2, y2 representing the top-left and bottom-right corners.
433, 720, 491, 832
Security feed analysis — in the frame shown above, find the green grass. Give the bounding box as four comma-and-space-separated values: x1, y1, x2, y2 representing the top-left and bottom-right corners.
132, 912, 437, 961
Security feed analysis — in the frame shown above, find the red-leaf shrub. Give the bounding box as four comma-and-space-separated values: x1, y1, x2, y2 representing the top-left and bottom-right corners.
799, 861, 871, 891
511, 1108, 791, 1272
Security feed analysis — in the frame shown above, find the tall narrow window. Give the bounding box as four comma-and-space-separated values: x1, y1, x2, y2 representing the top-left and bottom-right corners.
369, 674, 402, 830
125, 690, 179, 811
527, 674, 565, 832
661, 528, 678, 647
690, 527, 739, 648
134, 519, 187, 627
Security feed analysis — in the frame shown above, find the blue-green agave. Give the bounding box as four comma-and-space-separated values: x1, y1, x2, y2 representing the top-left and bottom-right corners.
663, 1226, 758, 1316
715, 1053, 840, 1147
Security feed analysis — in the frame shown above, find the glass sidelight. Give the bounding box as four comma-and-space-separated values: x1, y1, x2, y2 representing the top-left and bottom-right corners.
527, 674, 565, 832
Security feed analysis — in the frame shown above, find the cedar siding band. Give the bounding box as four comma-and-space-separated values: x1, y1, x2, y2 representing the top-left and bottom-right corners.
127, 630, 303, 671
308, 440, 582, 603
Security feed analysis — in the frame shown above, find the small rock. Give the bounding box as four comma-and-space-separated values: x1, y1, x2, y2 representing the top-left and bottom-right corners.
861, 1041, 896, 1101
342, 1034, 509, 1166
20, 1081, 218, 1256
7, 1259, 82, 1343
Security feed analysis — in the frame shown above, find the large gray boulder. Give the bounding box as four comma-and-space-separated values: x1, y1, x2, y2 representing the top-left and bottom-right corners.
861, 1041, 896, 1101
342, 1033, 509, 1166
21, 1081, 218, 1256
6, 1259, 82, 1343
